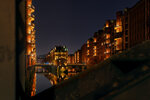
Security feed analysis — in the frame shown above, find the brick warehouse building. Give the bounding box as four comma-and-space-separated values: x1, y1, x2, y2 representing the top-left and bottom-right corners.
74, 50, 82, 64
26, 0, 36, 67
71, 0, 150, 67
114, 11, 124, 54
67, 54, 75, 64
88, 32, 101, 65
127, 0, 150, 48
81, 43, 87, 64
104, 20, 116, 59
86, 38, 94, 65
97, 30, 106, 62
86, 0, 149, 66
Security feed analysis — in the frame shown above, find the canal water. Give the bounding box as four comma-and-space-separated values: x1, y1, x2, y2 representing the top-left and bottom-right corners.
35, 72, 78, 95
26, 65, 87, 96
36, 74, 52, 94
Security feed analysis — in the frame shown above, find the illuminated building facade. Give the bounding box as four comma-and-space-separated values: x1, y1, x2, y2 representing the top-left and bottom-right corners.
40, 0, 150, 67
90, 32, 101, 64
93, 32, 98, 57
86, 38, 94, 64
97, 30, 105, 62
74, 50, 82, 64
48, 46, 68, 66
114, 11, 123, 54
86, 31, 104, 66
70, 0, 149, 67
67, 54, 75, 64
31, 73, 36, 96
104, 20, 115, 59
37, 55, 46, 64
26, 0, 36, 67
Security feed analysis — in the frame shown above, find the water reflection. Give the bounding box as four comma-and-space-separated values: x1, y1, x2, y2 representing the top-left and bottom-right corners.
36, 74, 52, 94
44, 73, 58, 85
26, 65, 87, 96
25, 67, 36, 97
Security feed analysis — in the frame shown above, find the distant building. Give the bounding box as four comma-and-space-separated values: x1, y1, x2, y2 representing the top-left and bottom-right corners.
97, 30, 105, 62
45, 52, 50, 64
89, 32, 102, 65
37, 55, 46, 64
74, 50, 82, 64
46, 46, 68, 66
81, 43, 87, 64
114, 11, 124, 54
87, 38, 94, 64
67, 54, 75, 64
69, 0, 150, 67
86, 31, 103, 66
83, 0, 150, 66
104, 20, 116, 59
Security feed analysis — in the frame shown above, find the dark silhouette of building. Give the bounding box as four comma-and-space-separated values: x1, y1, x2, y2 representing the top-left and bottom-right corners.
81, 44, 87, 64
127, 0, 150, 48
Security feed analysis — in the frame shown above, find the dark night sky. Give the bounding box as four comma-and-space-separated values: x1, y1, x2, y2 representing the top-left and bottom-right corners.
33, 0, 139, 56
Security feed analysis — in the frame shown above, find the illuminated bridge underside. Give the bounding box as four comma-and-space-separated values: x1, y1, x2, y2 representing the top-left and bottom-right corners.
32, 41, 150, 100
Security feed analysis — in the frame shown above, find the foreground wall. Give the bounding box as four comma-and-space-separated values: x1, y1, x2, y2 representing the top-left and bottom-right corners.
0, 0, 16, 100
32, 40, 150, 100
0, 0, 26, 100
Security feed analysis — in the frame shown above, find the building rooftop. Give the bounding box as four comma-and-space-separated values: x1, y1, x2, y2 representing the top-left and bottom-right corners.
53, 46, 68, 52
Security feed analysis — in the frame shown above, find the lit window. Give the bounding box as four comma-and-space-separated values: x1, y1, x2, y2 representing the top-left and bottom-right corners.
93, 46, 96, 50
114, 38, 122, 50
28, 22, 31, 25
87, 50, 90, 56
28, 12, 31, 16
27, 38, 31, 43
93, 46, 97, 56
115, 22, 122, 33
87, 44, 90, 47
93, 50, 97, 56
106, 23, 109, 28
28, 30, 31, 34
87, 40, 89, 44
106, 40, 110, 44
106, 48, 110, 53
106, 34, 110, 39
94, 38, 97, 43
93, 53, 97, 56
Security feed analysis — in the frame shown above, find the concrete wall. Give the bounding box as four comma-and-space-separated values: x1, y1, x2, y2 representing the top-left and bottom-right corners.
111, 77, 150, 100
0, 0, 16, 100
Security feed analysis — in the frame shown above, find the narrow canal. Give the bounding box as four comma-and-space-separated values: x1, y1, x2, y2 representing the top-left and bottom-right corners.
36, 74, 52, 94
26, 65, 87, 96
